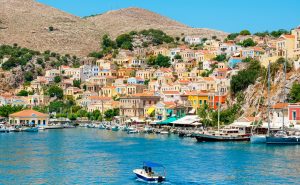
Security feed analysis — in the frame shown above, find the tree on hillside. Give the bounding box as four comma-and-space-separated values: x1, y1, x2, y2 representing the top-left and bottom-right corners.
238, 38, 257, 47
48, 85, 64, 99
17, 90, 29, 96
239, 30, 251, 35
227, 33, 239, 40
73, 80, 81, 88
214, 54, 227, 62
288, 83, 300, 103
54, 76, 61, 83
147, 54, 171, 67
230, 60, 261, 95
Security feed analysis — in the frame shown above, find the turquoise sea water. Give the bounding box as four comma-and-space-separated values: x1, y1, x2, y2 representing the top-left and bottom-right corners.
1, 128, 300, 185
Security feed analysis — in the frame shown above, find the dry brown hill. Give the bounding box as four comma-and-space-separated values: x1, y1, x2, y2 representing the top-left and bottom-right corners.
86, 7, 228, 39
0, 0, 227, 56
0, 0, 104, 56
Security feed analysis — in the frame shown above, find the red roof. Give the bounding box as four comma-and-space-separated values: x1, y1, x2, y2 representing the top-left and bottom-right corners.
283, 35, 295, 39
272, 103, 288, 109
10, 110, 49, 118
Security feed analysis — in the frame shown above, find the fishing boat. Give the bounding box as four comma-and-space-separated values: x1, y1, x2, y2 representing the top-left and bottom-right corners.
87, 123, 96, 128
111, 125, 119, 131
194, 128, 250, 142
0, 124, 9, 133
98, 124, 106, 129
133, 161, 166, 183
23, 127, 39, 132
127, 129, 139, 134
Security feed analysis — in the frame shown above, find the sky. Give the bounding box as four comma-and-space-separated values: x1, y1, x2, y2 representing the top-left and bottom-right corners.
37, 0, 300, 33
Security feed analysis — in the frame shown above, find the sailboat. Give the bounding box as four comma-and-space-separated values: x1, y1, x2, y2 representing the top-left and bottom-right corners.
266, 53, 300, 144
194, 89, 250, 142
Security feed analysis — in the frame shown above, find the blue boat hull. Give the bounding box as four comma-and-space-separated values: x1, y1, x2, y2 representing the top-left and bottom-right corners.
266, 136, 300, 144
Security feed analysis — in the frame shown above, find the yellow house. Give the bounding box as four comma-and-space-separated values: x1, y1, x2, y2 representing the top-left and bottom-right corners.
101, 86, 117, 97
185, 90, 209, 110
276, 34, 295, 59
291, 27, 300, 59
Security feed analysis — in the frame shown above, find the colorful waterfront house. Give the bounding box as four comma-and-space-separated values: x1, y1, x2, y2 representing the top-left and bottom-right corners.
126, 84, 147, 96
119, 92, 160, 124
288, 103, 300, 125
228, 57, 243, 68
212, 68, 229, 79
208, 92, 227, 110
291, 26, 300, 59
45, 69, 60, 83
271, 103, 289, 126
98, 69, 117, 77
153, 68, 173, 79
127, 77, 145, 85
27, 94, 50, 106
64, 87, 83, 99
241, 47, 265, 59
136, 69, 154, 80
129, 58, 146, 68
161, 91, 181, 102
9, 109, 49, 126
117, 68, 135, 78
96, 59, 117, 70
100, 86, 117, 98
185, 90, 209, 111
276, 34, 296, 59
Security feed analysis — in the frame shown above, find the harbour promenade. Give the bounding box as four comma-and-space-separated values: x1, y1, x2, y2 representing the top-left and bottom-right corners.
1, 128, 300, 184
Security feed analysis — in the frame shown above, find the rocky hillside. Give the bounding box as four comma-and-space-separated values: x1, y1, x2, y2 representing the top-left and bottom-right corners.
86, 7, 228, 39
0, 0, 227, 56
239, 69, 300, 120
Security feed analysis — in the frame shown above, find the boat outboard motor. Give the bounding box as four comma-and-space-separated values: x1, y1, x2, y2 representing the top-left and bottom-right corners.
158, 176, 163, 183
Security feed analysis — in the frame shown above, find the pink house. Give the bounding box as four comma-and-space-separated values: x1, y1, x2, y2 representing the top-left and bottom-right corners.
288, 103, 300, 124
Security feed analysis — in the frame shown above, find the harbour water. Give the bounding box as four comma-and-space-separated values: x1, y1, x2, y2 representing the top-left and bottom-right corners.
1, 128, 300, 185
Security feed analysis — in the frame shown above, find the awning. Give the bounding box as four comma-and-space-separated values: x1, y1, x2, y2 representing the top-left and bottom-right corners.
146, 107, 155, 115
157, 117, 178, 125
143, 161, 164, 168
172, 115, 200, 125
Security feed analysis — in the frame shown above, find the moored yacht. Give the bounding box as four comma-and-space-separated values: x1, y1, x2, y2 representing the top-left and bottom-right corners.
194, 126, 250, 142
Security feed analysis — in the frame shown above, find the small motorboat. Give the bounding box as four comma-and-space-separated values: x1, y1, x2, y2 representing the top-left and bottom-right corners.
87, 123, 96, 128
98, 124, 106, 129
23, 127, 39, 132
111, 125, 119, 131
127, 129, 139, 134
133, 161, 166, 183
0, 124, 9, 133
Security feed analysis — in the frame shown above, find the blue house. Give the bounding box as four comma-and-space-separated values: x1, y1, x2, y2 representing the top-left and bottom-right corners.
127, 77, 145, 84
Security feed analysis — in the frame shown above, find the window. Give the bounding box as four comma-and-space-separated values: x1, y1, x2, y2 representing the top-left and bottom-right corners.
293, 111, 297, 120
199, 100, 202, 105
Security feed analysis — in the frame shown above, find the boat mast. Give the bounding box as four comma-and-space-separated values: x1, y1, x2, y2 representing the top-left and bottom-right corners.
282, 50, 287, 131
267, 61, 271, 136
217, 84, 220, 132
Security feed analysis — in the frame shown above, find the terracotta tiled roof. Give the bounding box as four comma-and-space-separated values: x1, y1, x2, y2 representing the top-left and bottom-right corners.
89, 96, 111, 101
163, 91, 180, 95
202, 77, 214, 81
272, 103, 288, 109
283, 35, 295, 39
10, 110, 48, 118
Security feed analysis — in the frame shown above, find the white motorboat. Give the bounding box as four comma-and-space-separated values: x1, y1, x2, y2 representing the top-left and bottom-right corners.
133, 161, 166, 183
